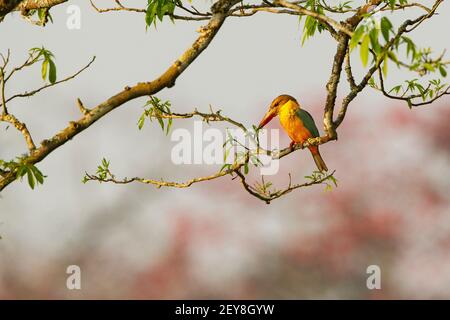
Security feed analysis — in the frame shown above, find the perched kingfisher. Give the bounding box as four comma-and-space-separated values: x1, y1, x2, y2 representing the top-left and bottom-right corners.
258, 94, 328, 172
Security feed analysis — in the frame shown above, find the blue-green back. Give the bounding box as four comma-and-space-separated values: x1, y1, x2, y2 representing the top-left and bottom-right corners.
296, 109, 320, 137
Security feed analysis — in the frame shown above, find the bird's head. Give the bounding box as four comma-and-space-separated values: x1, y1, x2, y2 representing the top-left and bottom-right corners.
258, 94, 297, 129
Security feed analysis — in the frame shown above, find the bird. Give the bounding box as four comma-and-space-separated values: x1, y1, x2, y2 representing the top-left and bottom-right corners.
258, 94, 328, 172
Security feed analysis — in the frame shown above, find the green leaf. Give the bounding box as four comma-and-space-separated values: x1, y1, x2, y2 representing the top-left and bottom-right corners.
145, 0, 176, 28
166, 117, 172, 135
157, 116, 164, 131
16, 165, 27, 178
360, 34, 370, 67
369, 28, 380, 55
382, 55, 388, 77
48, 59, 57, 83
439, 65, 447, 77
41, 59, 48, 81
137, 113, 146, 130
30, 165, 44, 184
329, 175, 338, 187
380, 17, 393, 42
157, 2, 166, 21
145, 2, 157, 28
423, 63, 435, 72
26, 167, 35, 189
350, 26, 365, 51
388, 0, 396, 10
402, 36, 416, 61
301, 16, 317, 45
38, 8, 47, 22
387, 51, 399, 66
223, 146, 231, 162
101, 158, 110, 169
300, 1, 325, 45
389, 85, 402, 94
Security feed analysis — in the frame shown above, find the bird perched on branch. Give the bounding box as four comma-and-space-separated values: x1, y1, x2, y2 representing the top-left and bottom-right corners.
258, 94, 328, 172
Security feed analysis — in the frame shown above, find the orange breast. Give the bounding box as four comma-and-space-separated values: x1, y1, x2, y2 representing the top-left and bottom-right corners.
279, 106, 312, 144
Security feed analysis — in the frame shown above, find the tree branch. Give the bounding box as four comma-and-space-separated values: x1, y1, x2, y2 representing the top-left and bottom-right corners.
376, 67, 450, 108
275, 0, 353, 38
0, 0, 241, 192
0, 0, 66, 21
90, 0, 210, 21
235, 169, 336, 204
322, 0, 383, 139
0, 113, 36, 151
5, 56, 96, 104
334, 0, 445, 128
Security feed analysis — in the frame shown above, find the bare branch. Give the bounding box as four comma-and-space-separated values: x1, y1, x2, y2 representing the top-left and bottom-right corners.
90, 0, 210, 21
0, 0, 66, 21
235, 169, 336, 204
89, 0, 318, 22
405, 0, 444, 33
5, 51, 41, 82
76, 98, 90, 116
84, 164, 239, 189
0, 67, 6, 115
318, 0, 355, 14
16, 0, 66, 12
0, 49, 10, 68
0, 0, 22, 20
344, 49, 356, 90
0, 113, 36, 151
83, 147, 337, 204
323, 35, 349, 138
380, 2, 432, 13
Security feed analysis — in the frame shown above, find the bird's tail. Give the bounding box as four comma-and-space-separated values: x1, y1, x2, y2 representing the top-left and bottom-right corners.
309, 147, 328, 172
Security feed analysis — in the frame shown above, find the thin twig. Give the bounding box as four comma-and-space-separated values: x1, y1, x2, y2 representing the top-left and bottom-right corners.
377, 67, 450, 108
5, 56, 96, 103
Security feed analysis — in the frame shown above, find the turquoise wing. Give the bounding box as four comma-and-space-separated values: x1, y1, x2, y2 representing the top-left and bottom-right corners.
296, 109, 320, 137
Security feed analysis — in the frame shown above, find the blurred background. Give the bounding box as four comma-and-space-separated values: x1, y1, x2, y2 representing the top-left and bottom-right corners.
0, 1, 449, 299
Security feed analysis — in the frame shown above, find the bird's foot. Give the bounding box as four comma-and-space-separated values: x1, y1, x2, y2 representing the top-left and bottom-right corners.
290, 141, 304, 151
289, 141, 297, 151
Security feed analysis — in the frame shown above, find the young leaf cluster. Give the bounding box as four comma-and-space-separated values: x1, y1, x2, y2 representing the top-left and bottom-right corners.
138, 96, 173, 134
350, 15, 395, 69
300, 0, 327, 45
305, 170, 338, 192
29, 47, 57, 84
145, 0, 178, 28
0, 159, 45, 189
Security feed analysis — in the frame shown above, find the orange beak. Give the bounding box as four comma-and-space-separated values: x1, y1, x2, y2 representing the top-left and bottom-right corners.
258, 108, 277, 129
